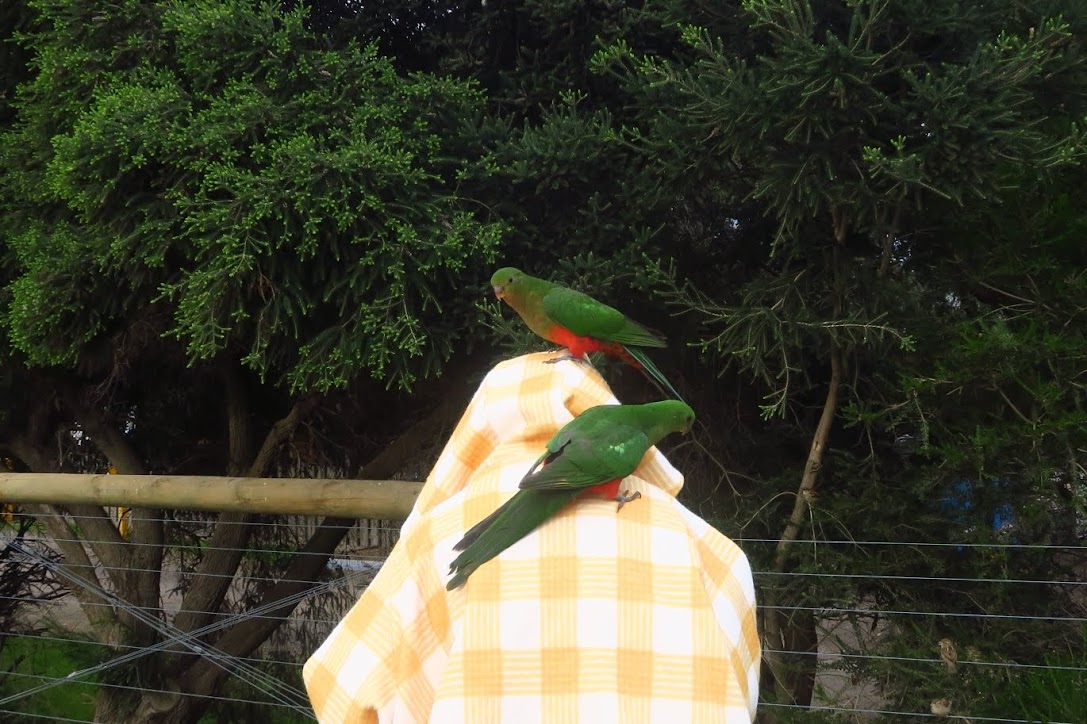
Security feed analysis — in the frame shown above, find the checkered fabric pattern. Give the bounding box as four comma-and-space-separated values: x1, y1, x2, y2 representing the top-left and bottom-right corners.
303, 352, 761, 722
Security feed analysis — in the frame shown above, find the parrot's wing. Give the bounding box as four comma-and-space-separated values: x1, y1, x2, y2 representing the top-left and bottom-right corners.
535, 405, 614, 464
452, 429, 584, 555
542, 288, 665, 348
518, 425, 649, 491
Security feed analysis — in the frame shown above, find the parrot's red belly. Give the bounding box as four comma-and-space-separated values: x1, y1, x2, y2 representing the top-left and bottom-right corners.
550, 326, 643, 369
584, 478, 622, 499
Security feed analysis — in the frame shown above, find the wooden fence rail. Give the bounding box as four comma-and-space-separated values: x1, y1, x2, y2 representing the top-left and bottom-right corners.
0, 473, 422, 519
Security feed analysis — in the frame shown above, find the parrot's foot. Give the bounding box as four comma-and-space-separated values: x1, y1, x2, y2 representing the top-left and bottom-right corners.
543, 351, 594, 367
615, 489, 642, 512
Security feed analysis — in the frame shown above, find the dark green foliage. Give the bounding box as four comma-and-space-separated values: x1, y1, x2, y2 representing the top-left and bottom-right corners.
587, 0, 1087, 711
1, 0, 503, 392
3, 0, 1087, 719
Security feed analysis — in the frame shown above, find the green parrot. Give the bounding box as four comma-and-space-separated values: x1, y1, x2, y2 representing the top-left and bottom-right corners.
446, 400, 695, 590
490, 267, 684, 401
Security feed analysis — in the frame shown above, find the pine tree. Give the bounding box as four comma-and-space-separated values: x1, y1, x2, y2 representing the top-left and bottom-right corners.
595, 0, 1087, 709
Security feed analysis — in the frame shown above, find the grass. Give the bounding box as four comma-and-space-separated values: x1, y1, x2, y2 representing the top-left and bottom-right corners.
197, 660, 315, 723
0, 634, 99, 721
1, 634, 311, 723
977, 651, 1087, 723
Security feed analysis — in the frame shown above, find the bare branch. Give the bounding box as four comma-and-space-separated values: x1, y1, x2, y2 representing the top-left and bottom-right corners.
5, 435, 124, 641
6, 435, 128, 575
771, 348, 843, 575
174, 396, 319, 637
66, 390, 162, 638
762, 236, 847, 705
248, 396, 321, 479
184, 394, 462, 691
997, 386, 1035, 428
878, 202, 903, 279
223, 363, 254, 477
27, 504, 124, 641
4, 430, 128, 573
761, 347, 843, 704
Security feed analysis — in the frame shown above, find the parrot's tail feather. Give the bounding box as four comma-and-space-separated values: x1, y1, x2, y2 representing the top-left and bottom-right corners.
446, 570, 471, 590
452, 503, 506, 552
615, 323, 667, 349
454, 449, 553, 552
447, 489, 576, 590
623, 346, 686, 403
636, 321, 669, 348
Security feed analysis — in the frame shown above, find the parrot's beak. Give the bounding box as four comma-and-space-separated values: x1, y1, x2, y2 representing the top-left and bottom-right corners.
492, 284, 505, 299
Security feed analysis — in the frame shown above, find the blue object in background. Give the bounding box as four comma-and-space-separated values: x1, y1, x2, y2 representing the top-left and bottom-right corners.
941, 479, 1018, 549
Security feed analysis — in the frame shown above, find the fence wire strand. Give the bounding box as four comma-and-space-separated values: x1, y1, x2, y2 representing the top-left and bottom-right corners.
0, 709, 91, 723
2, 508, 1085, 722
760, 701, 1075, 723
2, 670, 305, 709
0, 538, 321, 718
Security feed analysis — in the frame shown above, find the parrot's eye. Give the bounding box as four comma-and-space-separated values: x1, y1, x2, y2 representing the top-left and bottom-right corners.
507, 276, 514, 283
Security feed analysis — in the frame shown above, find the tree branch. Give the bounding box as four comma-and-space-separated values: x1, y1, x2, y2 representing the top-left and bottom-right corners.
28, 504, 125, 641
6, 435, 128, 575
5, 434, 125, 582
771, 348, 842, 575
760, 347, 842, 705
761, 215, 847, 707
182, 392, 463, 694
5, 435, 124, 641
223, 363, 253, 477
173, 396, 319, 637
831, 205, 849, 244
248, 396, 320, 479
66, 391, 162, 640
878, 202, 903, 279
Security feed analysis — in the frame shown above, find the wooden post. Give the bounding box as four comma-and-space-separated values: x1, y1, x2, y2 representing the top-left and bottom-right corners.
0, 473, 423, 519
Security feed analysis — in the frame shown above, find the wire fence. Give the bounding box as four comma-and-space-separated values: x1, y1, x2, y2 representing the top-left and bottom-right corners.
1, 507, 1085, 723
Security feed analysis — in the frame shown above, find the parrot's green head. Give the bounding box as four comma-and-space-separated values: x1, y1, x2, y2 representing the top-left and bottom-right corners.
490, 267, 526, 301
647, 400, 696, 438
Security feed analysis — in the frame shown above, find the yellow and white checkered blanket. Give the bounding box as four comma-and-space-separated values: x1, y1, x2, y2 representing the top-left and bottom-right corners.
303, 352, 761, 722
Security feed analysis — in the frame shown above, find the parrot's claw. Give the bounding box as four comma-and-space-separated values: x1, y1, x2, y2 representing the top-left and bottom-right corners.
544, 351, 589, 366
543, 348, 571, 364
615, 489, 642, 512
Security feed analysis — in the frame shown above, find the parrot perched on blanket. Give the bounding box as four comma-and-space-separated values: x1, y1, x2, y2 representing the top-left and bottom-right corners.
490, 267, 684, 401
446, 400, 695, 590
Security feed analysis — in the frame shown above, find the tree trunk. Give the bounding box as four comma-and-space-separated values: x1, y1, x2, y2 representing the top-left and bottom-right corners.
61, 389, 173, 720
760, 348, 841, 705
68, 393, 162, 625
168, 395, 462, 718
761, 215, 848, 710
171, 395, 315, 637
5, 356, 474, 723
